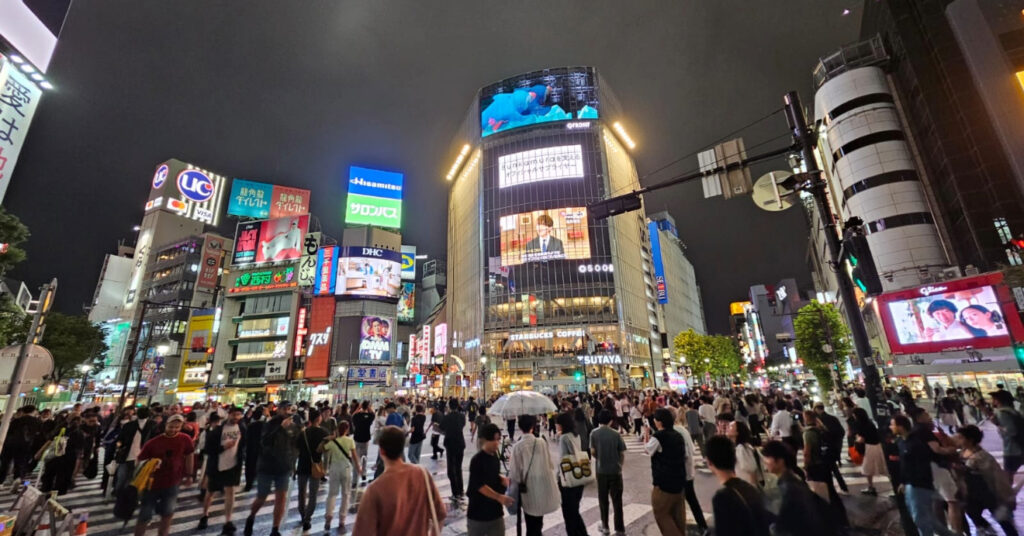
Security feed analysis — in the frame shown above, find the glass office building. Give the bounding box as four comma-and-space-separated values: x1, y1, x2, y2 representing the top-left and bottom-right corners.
446, 67, 662, 393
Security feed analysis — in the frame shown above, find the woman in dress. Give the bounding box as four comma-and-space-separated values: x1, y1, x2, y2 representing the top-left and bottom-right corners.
508, 414, 560, 536
851, 407, 888, 495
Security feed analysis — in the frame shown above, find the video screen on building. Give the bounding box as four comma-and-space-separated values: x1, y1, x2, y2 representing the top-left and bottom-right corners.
359, 316, 392, 361
498, 145, 584, 189
336, 247, 402, 300
480, 67, 599, 137
886, 285, 1008, 345
345, 166, 403, 229
232, 215, 310, 266
500, 207, 591, 266
397, 282, 416, 323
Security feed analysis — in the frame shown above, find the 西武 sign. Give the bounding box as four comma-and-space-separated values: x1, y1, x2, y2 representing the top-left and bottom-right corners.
0, 63, 42, 205
146, 159, 227, 226
345, 166, 403, 229
498, 145, 584, 188
228, 266, 297, 294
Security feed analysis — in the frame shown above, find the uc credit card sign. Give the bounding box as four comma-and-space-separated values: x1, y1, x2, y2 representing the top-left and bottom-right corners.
345, 166, 403, 229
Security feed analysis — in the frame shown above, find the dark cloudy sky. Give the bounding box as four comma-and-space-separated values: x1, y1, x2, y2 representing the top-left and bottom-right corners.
6, 1, 861, 334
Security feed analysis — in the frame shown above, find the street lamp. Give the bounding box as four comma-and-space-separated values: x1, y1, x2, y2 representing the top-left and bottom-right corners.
76, 364, 92, 401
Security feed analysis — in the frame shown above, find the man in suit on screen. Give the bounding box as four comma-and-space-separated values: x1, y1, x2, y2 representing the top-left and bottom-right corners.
524, 214, 564, 258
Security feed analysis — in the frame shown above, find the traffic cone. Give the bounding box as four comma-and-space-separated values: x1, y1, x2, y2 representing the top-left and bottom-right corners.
74, 517, 87, 535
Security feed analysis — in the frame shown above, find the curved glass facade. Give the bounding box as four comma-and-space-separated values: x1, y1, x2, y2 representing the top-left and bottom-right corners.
447, 67, 660, 393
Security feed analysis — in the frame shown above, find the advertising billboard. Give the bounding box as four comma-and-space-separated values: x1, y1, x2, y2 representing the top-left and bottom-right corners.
398, 282, 416, 323
648, 221, 668, 304
0, 0, 68, 72
0, 63, 42, 205
480, 67, 599, 137
877, 272, 1024, 354
345, 166, 404, 229
335, 247, 402, 300
297, 232, 321, 288
231, 215, 310, 266
303, 297, 336, 380
498, 145, 584, 188
434, 323, 448, 357
228, 266, 297, 294
177, 309, 215, 390
196, 234, 226, 292
227, 179, 312, 220
315, 246, 339, 296
499, 207, 591, 266
146, 159, 228, 226
401, 245, 416, 280
359, 316, 392, 361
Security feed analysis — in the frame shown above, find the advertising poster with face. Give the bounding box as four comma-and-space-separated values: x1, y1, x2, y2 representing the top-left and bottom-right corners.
359, 316, 392, 361
499, 207, 591, 266
887, 285, 1008, 344
254, 215, 310, 264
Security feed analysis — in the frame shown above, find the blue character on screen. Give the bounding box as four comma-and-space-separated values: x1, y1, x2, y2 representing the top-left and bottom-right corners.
481, 84, 554, 135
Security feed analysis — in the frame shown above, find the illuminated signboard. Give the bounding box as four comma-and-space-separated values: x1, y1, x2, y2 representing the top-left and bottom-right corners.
177, 309, 216, 390
648, 221, 668, 304
401, 245, 416, 280
146, 159, 227, 226
227, 179, 272, 218
433, 323, 448, 356
315, 246, 339, 296
228, 266, 297, 294
359, 316, 392, 361
196, 234, 225, 292
877, 272, 1024, 355
345, 166, 403, 229
498, 145, 584, 188
500, 207, 591, 266
336, 247, 402, 300
398, 282, 416, 323
0, 1, 67, 72
420, 324, 431, 363
303, 297, 335, 379
297, 232, 321, 288
346, 365, 390, 385
231, 215, 310, 266
480, 67, 599, 137
578, 354, 622, 365
0, 65, 42, 205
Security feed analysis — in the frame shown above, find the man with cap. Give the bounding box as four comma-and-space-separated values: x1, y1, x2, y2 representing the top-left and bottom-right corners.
244, 401, 301, 536
134, 414, 195, 536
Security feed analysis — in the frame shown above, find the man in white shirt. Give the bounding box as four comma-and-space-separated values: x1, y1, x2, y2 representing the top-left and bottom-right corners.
198, 407, 246, 534
114, 406, 157, 493
769, 400, 799, 452
698, 397, 717, 441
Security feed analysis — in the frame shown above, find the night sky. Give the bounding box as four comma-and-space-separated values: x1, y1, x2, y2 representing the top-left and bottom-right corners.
5, 1, 861, 334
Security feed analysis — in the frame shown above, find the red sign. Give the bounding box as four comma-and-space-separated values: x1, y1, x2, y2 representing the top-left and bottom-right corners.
254, 215, 310, 265
876, 272, 1024, 355
303, 297, 336, 380
196, 234, 224, 291
294, 307, 308, 358
270, 186, 311, 219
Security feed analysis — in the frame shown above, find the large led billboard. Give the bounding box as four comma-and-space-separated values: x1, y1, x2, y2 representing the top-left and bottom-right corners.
877, 273, 1024, 354
0, 0, 68, 72
227, 178, 311, 220
345, 166, 403, 229
359, 316, 392, 361
335, 247, 402, 300
498, 145, 584, 188
398, 282, 416, 323
146, 159, 227, 226
231, 214, 310, 266
499, 207, 591, 266
480, 67, 599, 138
0, 63, 42, 205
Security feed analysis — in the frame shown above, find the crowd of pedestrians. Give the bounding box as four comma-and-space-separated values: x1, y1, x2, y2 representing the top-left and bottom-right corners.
0, 381, 1021, 536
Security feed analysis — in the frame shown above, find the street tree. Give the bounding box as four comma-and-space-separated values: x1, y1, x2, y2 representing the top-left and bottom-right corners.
793, 300, 852, 391
0, 207, 29, 276
673, 329, 743, 380
30, 312, 108, 384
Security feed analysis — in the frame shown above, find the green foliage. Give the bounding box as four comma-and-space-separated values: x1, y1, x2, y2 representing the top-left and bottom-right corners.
673, 329, 743, 380
36, 313, 109, 383
0, 207, 29, 275
0, 294, 28, 347
793, 301, 851, 391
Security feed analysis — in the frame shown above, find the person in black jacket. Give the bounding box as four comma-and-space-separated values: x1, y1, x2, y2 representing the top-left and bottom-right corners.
113, 406, 158, 493
706, 435, 770, 536
813, 403, 848, 493
243, 405, 266, 492
440, 398, 467, 502
0, 406, 41, 489
644, 408, 687, 536
761, 440, 832, 536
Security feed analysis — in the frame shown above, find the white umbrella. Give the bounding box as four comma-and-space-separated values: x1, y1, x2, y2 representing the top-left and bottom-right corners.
487, 390, 557, 420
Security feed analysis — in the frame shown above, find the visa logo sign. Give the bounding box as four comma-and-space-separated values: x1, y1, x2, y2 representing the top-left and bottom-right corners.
177, 170, 215, 202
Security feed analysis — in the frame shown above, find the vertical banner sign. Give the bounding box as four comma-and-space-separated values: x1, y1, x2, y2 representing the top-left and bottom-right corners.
0, 63, 42, 205
293, 307, 307, 358
648, 221, 668, 304
227, 179, 273, 219
298, 232, 321, 287
420, 325, 431, 364
433, 323, 448, 357
409, 334, 417, 361
400, 245, 417, 280
270, 185, 311, 218
304, 297, 336, 380
315, 246, 339, 296
196, 234, 224, 292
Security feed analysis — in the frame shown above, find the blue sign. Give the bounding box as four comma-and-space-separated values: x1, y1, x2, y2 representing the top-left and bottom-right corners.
648, 222, 668, 304
227, 179, 273, 219
177, 170, 215, 202
314, 246, 339, 295
152, 164, 168, 189
348, 166, 404, 200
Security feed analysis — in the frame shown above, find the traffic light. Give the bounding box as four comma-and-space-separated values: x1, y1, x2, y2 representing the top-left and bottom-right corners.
1014, 343, 1024, 369
358, 381, 364, 389
573, 370, 583, 382
841, 231, 882, 296
1009, 237, 1024, 251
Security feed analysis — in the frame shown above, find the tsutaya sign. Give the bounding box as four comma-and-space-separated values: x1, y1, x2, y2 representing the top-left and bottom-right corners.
577, 354, 622, 365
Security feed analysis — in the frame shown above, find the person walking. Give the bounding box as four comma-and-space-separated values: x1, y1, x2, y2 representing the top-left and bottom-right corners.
322, 421, 359, 532
955, 424, 1019, 536
244, 402, 301, 536
351, 401, 375, 483
408, 404, 427, 464
555, 412, 588, 536
297, 408, 330, 531
114, 405, 158, 493
590, 410, 626, 536
508, 415, 560, 536
673, 407, 708, 533
705, 435, 770, 536
353, 426, 446, 536
197, 408, 246, 534
643, 408, 687, 536
441, 398, 468, 502
133, 415, 195, 536
467, 423, 513, 536
890, 415, 957, 536
760, 440, 832, 536
813, 403, 849, 493
727, 420, 764, 489
769, 400, 797, 452
242, 405, 265, 492
850, 407, 888, 495
990, 389, 1024, 482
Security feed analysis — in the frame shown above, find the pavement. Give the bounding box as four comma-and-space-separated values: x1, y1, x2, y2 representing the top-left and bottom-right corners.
4, 420, 1024, 535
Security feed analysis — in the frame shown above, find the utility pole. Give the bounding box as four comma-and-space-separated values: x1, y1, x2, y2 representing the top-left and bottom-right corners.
113, 299, 150, 418
782, 91, 889, 424
0, 279, 56, 450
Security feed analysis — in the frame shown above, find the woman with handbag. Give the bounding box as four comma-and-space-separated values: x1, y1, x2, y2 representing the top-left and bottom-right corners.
296, 409, 330, 532
508, 415, 560, 536
321, 421, 360, 532
850, 408, 888, 496
556, 412, 591, 536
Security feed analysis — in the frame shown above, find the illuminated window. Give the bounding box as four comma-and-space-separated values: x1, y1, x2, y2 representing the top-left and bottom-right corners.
1016, 71, 1024, 93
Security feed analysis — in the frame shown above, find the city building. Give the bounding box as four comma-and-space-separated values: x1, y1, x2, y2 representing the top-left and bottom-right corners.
747, 280, 803, 368
648, 211, 706, 340
445, 66, 664, 394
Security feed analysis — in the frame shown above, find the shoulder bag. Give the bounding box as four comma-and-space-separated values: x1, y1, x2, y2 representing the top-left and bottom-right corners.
421, 465, 442, 535
302, 429, 326, 479
559, 435, 595, 488
505, 437, 539, 515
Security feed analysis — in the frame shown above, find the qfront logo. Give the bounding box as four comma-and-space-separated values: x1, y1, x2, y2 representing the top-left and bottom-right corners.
177, 170, 215, 202
152, 164, 169, 189
349, 203, 398, 218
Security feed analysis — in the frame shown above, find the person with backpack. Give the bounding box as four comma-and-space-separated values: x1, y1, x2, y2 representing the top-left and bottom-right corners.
467, 396, 480, 436
801, 411, 848, 528
243, 401, 301, 536
760, 440, 834, 536
644, 408, 687, 536
990, 389, 1024, 482
955, 424, 1019, 536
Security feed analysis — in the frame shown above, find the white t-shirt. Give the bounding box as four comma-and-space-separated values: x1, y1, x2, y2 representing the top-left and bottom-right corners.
219, 423, 242, 470
127, 418, 148, 462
